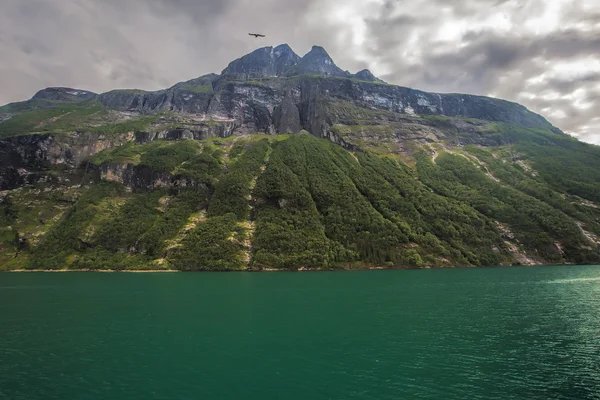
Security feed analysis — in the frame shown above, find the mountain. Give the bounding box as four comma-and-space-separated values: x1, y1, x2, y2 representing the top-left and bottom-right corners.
221, 44, 301, 79
2, 44, 600, 271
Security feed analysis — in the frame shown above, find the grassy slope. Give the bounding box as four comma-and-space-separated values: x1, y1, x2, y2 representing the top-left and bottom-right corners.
0, 101, 163, 138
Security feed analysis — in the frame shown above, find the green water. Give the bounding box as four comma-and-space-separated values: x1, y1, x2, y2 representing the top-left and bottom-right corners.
1, 266, 599, 400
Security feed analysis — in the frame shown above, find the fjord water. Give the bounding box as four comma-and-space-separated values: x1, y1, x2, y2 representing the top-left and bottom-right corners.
1, 266, 599, 400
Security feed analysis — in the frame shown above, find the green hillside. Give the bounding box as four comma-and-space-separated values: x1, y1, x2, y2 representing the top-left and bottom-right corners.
2, 128, 600, 271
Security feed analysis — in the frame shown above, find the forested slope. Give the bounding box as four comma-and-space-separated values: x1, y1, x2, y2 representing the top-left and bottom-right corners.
3, 127, 600, 270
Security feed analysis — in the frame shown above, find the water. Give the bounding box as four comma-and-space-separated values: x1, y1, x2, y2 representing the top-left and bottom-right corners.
1, 266, 599, 400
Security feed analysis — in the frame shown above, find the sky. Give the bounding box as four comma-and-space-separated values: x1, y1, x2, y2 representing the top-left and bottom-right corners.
1, 0, 599, 143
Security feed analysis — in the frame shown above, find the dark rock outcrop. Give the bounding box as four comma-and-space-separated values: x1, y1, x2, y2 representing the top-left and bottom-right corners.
0, 135, 53, 189
98, 162, 204, 191
0, 132, 134, 189
156, 122, 237, 141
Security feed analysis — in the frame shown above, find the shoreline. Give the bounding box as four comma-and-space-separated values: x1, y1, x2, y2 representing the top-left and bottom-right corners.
5, 269, 180, 273
1, 263, 577, 273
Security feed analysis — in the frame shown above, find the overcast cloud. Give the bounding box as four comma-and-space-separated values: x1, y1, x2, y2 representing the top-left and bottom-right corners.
1, 0, 599, 143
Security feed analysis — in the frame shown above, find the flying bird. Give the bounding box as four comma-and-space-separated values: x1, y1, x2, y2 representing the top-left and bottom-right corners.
248, 33, 266, 38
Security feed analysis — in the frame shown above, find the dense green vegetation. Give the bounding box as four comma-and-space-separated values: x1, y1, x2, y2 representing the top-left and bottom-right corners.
208, 139, 270, 220
508, 127, 600, 203
3, 125, 600, 270
417, 149, 600, 264
251, 146, 333, 269
0, 99, 62, 114
0, 102, 105, 137
167, 214, 246, 270
9, 142, 224, 270
87, 115, 159, 135
92, 140, 203, 173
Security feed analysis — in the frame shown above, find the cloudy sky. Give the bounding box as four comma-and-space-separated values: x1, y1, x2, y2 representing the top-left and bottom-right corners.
2, 0, 599, 143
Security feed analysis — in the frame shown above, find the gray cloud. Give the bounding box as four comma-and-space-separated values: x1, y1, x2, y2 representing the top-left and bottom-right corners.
360, 0, 600, 140
540, 73, 600, 94
0, 0, 598, 143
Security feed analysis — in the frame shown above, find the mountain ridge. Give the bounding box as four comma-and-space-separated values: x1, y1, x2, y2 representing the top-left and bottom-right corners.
1, 44, 599, 271
2, 44, 554, 133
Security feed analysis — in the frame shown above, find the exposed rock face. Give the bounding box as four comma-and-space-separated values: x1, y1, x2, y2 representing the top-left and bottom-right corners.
273, 91, 301, 133
76, 44, 553, 139
220, 44, 301, 80
98, 162, 203, 191
0, 134, 54, 189
272, 44, 302, 75
98, 74, 218, 114
135, 122, 237, 143
12, 44, 553, 137
170, 74, 218, 91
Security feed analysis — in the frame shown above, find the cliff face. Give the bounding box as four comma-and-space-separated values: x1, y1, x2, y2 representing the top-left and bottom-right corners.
0, 132, 134, 189
91, 57, 552, 137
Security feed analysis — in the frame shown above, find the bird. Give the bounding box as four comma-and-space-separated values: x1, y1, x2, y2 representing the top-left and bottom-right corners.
248, 33, 266, 38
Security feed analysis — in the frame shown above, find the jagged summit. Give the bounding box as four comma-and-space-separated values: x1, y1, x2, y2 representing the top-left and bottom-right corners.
353, 69, 382, 82
288, 45, 348, 77
272, 44, 301, 74
9, 42, 553, 136
220, 45, 301, 79
221, 44, 374, 80
26, 45, 382, 106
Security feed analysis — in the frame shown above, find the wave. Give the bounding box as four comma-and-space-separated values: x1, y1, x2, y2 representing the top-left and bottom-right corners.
548, 277, 600, 284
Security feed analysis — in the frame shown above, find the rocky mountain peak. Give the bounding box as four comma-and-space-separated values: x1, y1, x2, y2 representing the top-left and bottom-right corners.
219, 44, 381, 81
273, 44, 301, 75
220, 44, 301, 79
353, 69, 383, 82
289, 45, 348, 77
32, 87, 97, 102
220, 46, 277, 79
